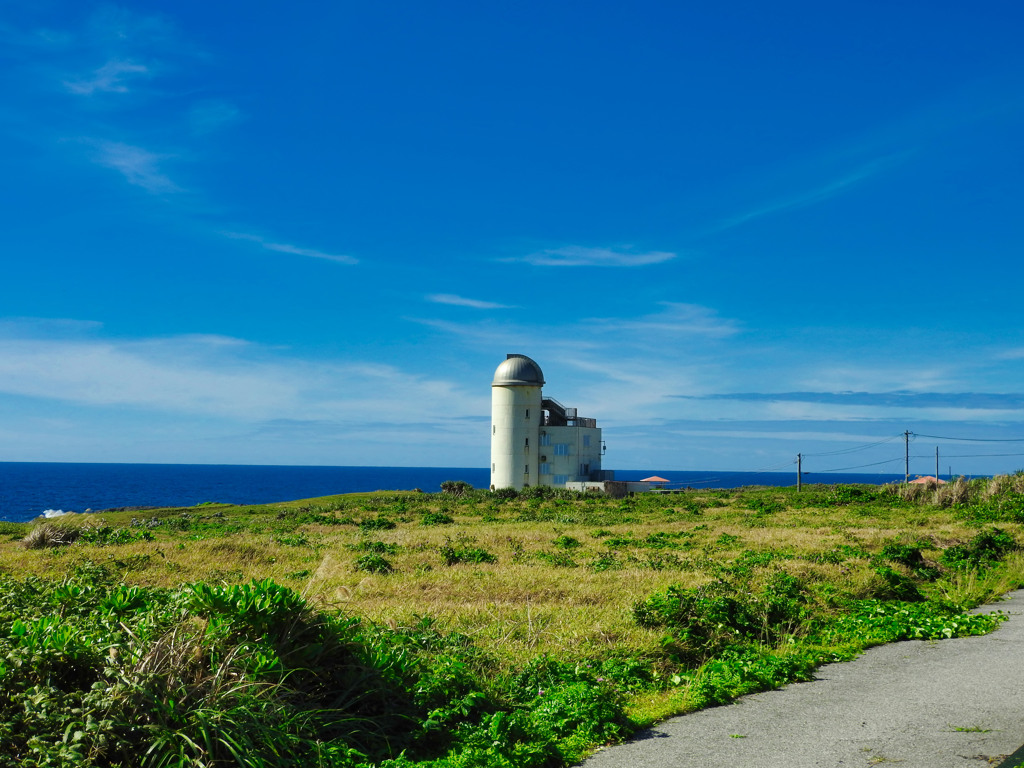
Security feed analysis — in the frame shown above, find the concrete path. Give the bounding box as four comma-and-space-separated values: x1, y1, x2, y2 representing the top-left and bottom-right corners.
582, 590, 1024, 768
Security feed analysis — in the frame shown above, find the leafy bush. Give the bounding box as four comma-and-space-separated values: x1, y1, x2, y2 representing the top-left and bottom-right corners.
746, 498, 784, 514
422, 511, 455, 526
942, 528, 1018, 570
351, 539, 399, 555
684, 647, 818, 708
359, 516, 398, 532
633, 581, 762, 664
818, 600, 1005, 645
355, 553, 396, 574
871, 566, 924, 601
440, 536, 498, 566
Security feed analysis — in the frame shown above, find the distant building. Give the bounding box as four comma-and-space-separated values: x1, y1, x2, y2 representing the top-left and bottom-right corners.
490, 354, 607, 490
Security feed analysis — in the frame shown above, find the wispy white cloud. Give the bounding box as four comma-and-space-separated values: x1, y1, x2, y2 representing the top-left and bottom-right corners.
427, 294, 513, 309
0, 327, 484, 425
88, 140, 180, 193
512, 245, 677, 267
64, 58, 149, 95
585, 302, 740, 340
715, 155, 902, 231
223, 232, 358, 265
675, 391, 1024, 411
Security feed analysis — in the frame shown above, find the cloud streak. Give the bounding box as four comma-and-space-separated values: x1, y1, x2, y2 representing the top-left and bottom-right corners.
585, 302, 740, 340
673, 391, 1024, 411
0, 328, 483, 425
714, 155, 902, 232
88, 140, 180, 193
427, 294, 512, 309
513, 245, 677, 267
64, 58, 149, 95
223, 232, 358, 265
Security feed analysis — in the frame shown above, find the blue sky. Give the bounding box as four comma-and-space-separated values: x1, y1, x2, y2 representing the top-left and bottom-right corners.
3, 1, 1024, 477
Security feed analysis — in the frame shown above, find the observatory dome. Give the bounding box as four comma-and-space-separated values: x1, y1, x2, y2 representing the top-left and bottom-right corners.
492, 354, 545, 387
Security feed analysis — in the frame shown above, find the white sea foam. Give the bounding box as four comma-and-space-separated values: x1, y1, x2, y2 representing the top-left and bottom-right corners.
42, 509, 69, 518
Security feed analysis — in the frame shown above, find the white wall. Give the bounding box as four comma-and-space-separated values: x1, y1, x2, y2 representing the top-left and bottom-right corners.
490, 384, 542, 490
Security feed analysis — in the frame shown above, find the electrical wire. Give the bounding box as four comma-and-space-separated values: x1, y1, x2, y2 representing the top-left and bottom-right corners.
912, 433, 1024, 443
938, 452, 1024, 459
802, 434, 904, 458
813, 456, 907, 473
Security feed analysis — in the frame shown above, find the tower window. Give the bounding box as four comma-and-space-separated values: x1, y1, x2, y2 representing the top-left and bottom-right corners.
525, 409, 530, 419
525, 438, 529, 446
493, 425, 496, 434
525, 465, 529, 474
540, 434, 551, 447
554, 443, 570, 456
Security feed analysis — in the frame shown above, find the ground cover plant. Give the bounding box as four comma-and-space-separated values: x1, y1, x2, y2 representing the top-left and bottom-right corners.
1, 475, 1023, 767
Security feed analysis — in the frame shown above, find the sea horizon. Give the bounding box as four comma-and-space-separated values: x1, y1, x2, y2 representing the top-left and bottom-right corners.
0, 461, 960, 523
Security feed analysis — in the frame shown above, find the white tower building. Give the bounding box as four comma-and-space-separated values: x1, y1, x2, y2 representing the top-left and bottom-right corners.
490, 354, 605, 491
490, 354, 544, 490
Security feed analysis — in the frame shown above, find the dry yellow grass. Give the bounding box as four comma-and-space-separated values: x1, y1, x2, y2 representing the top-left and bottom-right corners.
2, 483, 1021, 670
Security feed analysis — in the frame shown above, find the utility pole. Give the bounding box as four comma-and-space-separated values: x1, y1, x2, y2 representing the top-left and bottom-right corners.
935, 446, 939, 485
797, 453, 802, 492
904, 431, 911, 483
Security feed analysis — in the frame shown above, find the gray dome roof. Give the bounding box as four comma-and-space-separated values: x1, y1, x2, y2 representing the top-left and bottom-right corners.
492, 354, 545, 387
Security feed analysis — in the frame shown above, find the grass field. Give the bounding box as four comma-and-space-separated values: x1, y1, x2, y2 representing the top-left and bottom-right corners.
2, 476, 1023, 767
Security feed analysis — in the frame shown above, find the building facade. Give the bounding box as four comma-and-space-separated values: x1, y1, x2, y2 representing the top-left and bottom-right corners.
490, 354, 605, 490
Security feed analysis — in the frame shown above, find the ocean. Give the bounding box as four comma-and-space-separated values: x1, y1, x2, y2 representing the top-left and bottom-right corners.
0, 462, 915, 523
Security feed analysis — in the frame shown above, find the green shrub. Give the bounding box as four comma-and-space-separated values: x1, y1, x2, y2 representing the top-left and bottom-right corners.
422, 512, 455, 526
552, 535, 582, 549
351, 540, 399, 555
359, 516, 398, 532
440, 537, 498, 566
942, 528, 1017, 570
355, 553, 396, 574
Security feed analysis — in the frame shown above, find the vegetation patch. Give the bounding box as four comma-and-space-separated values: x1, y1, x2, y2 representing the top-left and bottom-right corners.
1, 475, 1023, 766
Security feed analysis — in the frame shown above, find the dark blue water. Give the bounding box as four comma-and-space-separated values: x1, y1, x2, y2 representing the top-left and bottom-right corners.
0, 462, 911, 522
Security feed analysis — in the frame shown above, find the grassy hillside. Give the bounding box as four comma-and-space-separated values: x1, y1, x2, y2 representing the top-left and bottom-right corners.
1, 476, 1023, 767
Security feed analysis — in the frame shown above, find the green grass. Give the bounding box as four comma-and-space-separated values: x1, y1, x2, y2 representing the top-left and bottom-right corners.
1, 477, 1023, 767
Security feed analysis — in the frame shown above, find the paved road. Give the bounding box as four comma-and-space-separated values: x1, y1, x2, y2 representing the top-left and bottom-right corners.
582, 590, 1024, 768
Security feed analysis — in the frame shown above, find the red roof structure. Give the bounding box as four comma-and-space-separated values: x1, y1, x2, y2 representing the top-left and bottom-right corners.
640, 476, 670, 483
909, 476, 946, 485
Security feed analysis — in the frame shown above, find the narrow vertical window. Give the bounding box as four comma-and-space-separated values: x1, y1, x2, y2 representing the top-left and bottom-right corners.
525, 409, 530, 419
492, 425, 496, 434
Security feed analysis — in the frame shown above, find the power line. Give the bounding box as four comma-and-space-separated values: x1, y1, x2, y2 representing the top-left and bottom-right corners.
814, 457, 906, 473
802, 434, 904, 458
939, 452, 1024, 459
912, 433, 1024, 443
